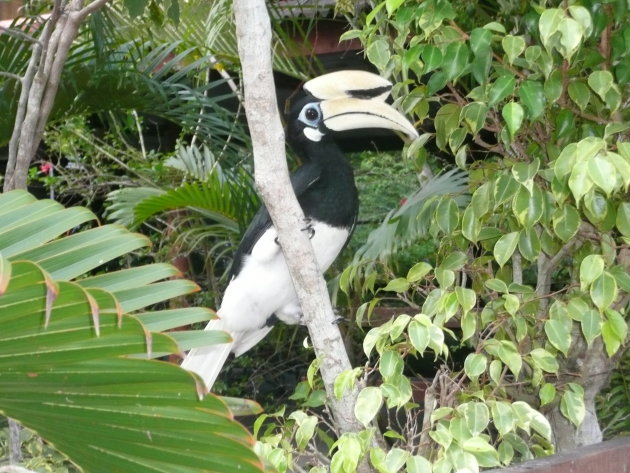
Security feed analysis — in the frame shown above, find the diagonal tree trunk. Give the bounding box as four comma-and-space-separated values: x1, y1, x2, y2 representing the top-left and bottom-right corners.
232, 0, 376, 458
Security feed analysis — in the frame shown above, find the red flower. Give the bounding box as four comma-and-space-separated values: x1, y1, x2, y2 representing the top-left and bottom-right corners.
39, 162, 53, 174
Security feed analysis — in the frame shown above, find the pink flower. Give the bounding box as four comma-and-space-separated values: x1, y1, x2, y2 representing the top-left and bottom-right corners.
40, 162, 53, 174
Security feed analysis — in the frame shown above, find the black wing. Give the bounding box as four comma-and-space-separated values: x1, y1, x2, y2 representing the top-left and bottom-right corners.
229, 165, 320, 278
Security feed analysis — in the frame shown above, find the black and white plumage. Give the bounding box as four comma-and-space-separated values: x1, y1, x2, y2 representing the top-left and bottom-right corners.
181, 70, 418, 389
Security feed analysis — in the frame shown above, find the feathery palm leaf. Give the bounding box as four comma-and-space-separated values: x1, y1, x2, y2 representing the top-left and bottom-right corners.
0, 189, 263, 473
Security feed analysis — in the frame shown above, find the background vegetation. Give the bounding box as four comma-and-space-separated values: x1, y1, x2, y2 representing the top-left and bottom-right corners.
0, 0, 628, 472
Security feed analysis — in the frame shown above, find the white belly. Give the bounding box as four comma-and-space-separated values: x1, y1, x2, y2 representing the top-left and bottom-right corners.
219, 220, 350, 333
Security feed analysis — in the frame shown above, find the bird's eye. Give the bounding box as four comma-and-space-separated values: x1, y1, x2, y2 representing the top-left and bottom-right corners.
305, 107, 319, 121
298, 103, 322, 127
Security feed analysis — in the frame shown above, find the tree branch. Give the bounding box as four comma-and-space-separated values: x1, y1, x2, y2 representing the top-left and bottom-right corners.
232, 0, 373, 448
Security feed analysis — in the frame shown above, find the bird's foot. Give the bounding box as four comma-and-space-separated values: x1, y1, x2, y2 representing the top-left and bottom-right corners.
301, 218, 315, 239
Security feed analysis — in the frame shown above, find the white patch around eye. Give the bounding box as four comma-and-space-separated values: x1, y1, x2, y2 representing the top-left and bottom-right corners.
303, 127, 324, 142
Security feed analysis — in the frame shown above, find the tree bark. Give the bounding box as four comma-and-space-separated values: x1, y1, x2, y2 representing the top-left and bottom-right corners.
232, 0, 370, 442
3, 0, 110, 192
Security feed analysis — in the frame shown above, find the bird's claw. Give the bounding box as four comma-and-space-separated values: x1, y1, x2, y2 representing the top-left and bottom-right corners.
301, 218, 315, 239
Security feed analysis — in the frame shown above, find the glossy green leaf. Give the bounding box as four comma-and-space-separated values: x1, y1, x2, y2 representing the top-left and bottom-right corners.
518, 80, 545, 120
544, 319, 571, 356
488, 76, 516, 107
617, 202, 630, 236
491, 401, 516, 436
502, 35, 525, 65
568, 159, 593, 203
590, 271, 617, 311
502, 102, 524, 137
552, 204, 580, 241
539, 8, 564, 52
588, 153, 616, 195
560, 389, 585, 427
580, 309, 602, 346
493, 232, 519, 267
367, 37, 391, 70
382, 277, 410, 293
443, 42, 469, 81
544, 70, 563, 103
529, 348, 559, 373
518, 227, 541, 261
355, 387, 383, 427
407, 262, 432, 283
580, 255, 605, 291
512, 185, 544, 228
464, 353, 487, 381
557, 17, 582, 58
588, 70, 614, 101
408, 320, 430, 353
435, 104, 462, 151
461, 102, 488, 135
568, 81, 591, 110
421, 44, 443, 73
539, 383, 556, 407
436, 197, 460, 234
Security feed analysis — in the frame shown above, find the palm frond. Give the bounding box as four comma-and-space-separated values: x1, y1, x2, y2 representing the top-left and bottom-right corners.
354, 168, 469, 264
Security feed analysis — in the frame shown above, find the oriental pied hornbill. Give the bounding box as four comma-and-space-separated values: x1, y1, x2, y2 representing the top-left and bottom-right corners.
182, 70, 418, 389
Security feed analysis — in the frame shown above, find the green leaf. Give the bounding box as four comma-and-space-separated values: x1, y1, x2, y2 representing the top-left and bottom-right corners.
561, 390, 585, 427
588, 70, 614, 101
590, 271, 618, 311
455, 287, 476, 313
552, 205, 580, 241
383, 277, 410, 293
485, 278, 508, 293
421, 44, 444, 73
464, 353, 487, 381
497, 341, 522, 377
491, 401, 516, 436
617, 202, 630, 236
544, 319, 571, 356
443, 42, 469, 81
436, 197, 460, 234
502, 35, 526, 65
539, 9, 564, 52
493, 232, 519, 267
488, 76, 516, 107
518, 80, 545, 120
544, 70, 563, 103
580, 254, 605, 291
408, 320, 430, 353
588, 153, 616, 195
463, 436, 495, 453
406, 455, 432, 473
380, 350, 404, 379
470, 28, 492, 55
385, 0, 405, 15
441, 251, 467, 271
367, 37, 391, 70
460, 402, 490, 436
512, 185, 544, 227
334, 368, 361, 400
435, 104, 462, 151
557, 17, 583, 58
518, 227, 541, 261
568, 160, 593, 203
568, 81, 591, 110
407, 262, 432, 283
529, 348, 559, 373
502, 102, 524, 137
461, 102, 488, 135
355, 387, 383, 427
539, 383, 556, 406
580, 309, 602, 346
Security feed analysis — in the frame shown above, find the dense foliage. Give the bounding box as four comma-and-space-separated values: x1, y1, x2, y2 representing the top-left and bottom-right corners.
252, 1, 630, 472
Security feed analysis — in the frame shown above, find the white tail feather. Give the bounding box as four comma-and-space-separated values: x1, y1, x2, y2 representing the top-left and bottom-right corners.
181, 319, 234, 390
